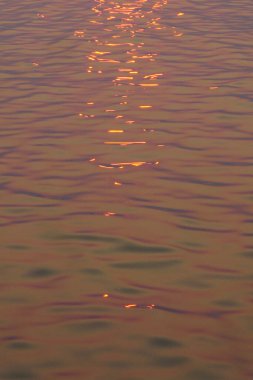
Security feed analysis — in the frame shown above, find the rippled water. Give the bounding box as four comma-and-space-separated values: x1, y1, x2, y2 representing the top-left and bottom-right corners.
1, 0, 253, 379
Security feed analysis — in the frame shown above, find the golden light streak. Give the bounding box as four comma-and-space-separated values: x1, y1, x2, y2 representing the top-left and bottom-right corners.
139, 83, 159, 87
87, 0, 169, 182
97, 58, 120, 63
89, 20, 103, 24
92, 51, 111, 55
143, 73, 163, 79
124, 304, 137, 308
98, 165, 114, 169
74, 30, 85, 37
103, 293, 109, 298
108, 130, 124, 133
104, 141, 146, 146
115, 76, 134, 80
132, 54, 157, 59
106, 43, 134, 46
80, 114, 95, 118
104, 212, 116, 216
111, 162, 147, 167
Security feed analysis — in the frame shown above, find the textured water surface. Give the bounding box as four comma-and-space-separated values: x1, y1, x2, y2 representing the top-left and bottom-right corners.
1, 0, 253, 379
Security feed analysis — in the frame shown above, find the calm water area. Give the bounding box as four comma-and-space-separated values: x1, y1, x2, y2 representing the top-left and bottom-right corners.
1, 0, 253, 379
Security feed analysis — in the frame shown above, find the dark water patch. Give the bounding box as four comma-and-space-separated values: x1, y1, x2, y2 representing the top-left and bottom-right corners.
205, 274, 241, 281
177, 224, 234, 234
240, 251, 253, 259
129, 196, 153, 203
186, 369, 223, 380
2, 368, 37, 380
73, 346, 113, 360
12, 189, 85, 201
36, 360, 62, 369
111, 260, 181, 270
159, 175, 236, 187
148, 337, 182, 349
6, 244, 29, 250
52, 371, 83, 377
49, 306, 94, 313
117, 241, 171, 254
108, 361, 132, 368
143, 204, 193, 217
152, 355, 189, 367
25, 267, 58, 278
0, 296, 29, 304
2, 336, 22, 341
171, 142, 206, 151
214, 299, 241, 308
115, 287, 142, 295
67, 321, 112, 333
47, 232, 119, 244
48, 232, 170, 254
7, 341, 34, 350
80, 268, 103, 275
180, 278, 211, 289
241, 316, 253, 333
215, 160, 253, 167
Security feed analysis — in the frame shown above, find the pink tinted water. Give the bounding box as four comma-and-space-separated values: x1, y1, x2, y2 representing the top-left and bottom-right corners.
0, 0, 253, 379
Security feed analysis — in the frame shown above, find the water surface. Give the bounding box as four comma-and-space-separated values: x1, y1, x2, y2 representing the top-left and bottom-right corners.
1, 0, 253, 379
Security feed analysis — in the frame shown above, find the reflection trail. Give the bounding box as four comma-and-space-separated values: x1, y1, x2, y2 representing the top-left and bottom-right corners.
83, 0, 169, 168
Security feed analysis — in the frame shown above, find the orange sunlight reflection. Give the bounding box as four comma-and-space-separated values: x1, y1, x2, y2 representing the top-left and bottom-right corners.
85, 0, 171, 169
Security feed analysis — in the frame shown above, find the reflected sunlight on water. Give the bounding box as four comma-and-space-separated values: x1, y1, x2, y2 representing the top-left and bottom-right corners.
1, 0, 253, 379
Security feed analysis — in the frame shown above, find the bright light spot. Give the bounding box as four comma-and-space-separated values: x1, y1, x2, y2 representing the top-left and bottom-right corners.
74, 30, 85, 37
108, 130, 124, 133
104, 212, 116, 216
